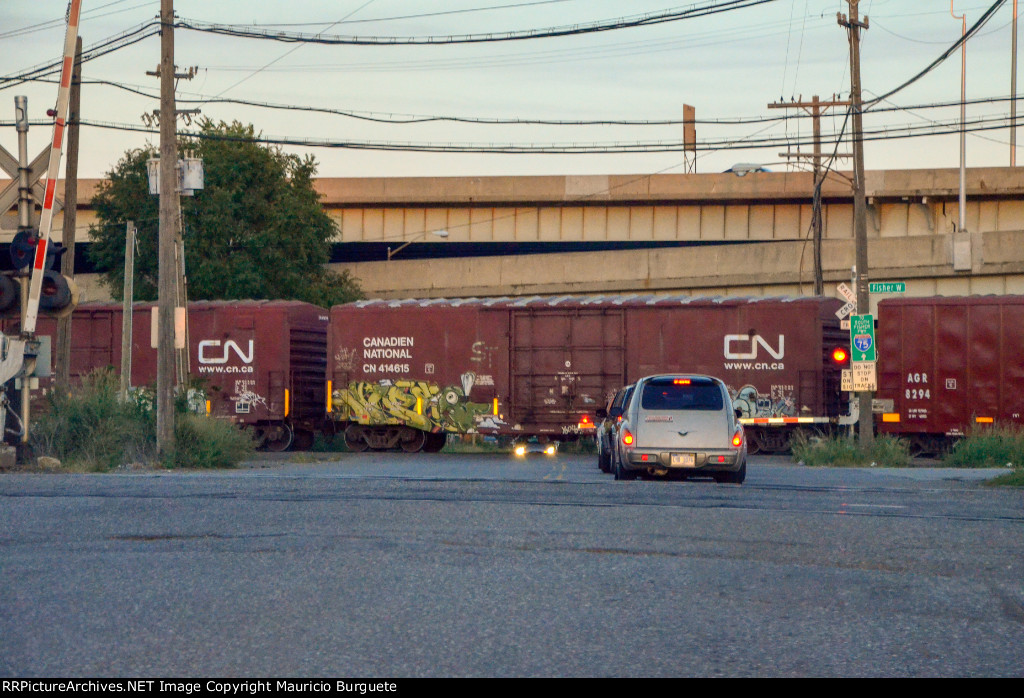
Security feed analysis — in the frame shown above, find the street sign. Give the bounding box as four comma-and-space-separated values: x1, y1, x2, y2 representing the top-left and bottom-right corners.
850, 314, 876, 362
852, 361, 877, 391
837, 282, 857, 303
841, 369, 853, 392
868, 282, 906, 294
835, 301, 856, 320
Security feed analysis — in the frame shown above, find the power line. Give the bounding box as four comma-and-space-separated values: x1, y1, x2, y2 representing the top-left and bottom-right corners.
866, 0, 1008, 106
0, 21, 160, 89
244, 1, 582, 28
175, 0, 781, 46
20, 73, 1024, 127
0, 0, 149, 41
73, 112, 1019, 154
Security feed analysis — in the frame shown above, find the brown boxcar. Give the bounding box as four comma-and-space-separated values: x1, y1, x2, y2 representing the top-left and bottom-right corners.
35, 300, 329, 451
876, 295, 1024, 453
328, 295, 850, 453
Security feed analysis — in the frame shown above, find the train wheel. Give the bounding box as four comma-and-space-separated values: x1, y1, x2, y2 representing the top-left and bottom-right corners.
422, 432, 447, 453
292, 429, 315, 451
264, 424, 294, 452
400, 429, 427, 453
744, 432, 762, 455
344, 426, 369, 453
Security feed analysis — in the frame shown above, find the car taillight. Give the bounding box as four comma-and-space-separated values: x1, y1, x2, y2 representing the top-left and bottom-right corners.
731, 428, 744, 448
622, 428, 634, 446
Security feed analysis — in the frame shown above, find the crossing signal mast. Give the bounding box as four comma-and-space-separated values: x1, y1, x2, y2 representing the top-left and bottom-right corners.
1, 0, 83, 450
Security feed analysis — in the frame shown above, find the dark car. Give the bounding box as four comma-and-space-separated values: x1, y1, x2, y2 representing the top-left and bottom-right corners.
595, 384, 634, 473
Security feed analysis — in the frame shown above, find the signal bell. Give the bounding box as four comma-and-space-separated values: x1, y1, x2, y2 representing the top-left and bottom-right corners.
0, 272, 80, 319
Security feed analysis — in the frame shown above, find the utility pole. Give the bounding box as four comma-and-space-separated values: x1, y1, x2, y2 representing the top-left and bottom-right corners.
157, 0, 177, 455
56, 37, 82, 389
951, 2, 967, 234
121, 221, 135, 400
768, 96, 851, 295
839, 0, 874, 449
1013, 0, 1018, 166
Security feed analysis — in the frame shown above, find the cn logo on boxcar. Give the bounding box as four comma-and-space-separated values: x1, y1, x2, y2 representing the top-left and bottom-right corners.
198, 339, 254, 365
723, 334, 785, 360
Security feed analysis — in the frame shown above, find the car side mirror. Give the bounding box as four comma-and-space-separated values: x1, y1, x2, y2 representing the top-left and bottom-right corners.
609, 406, 623, 419
735, 408, 743, 420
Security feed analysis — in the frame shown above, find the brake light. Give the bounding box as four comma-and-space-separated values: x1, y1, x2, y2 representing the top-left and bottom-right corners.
622, 428, 634, 446
731, 428, 744, 448
673, 379, 691, 385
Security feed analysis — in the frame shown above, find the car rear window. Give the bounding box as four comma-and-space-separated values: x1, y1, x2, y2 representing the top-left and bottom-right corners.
640, 380, 724, 411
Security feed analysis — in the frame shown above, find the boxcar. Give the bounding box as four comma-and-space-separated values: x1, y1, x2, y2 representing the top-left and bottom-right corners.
328, 295, 851, 453
876, 295, 1024, 453
36, 300, 329, 451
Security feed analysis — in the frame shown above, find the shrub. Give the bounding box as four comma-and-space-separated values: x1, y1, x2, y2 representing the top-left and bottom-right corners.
790, 431, 911, 468
30, 368, 254, 471
166, 413, 255, 469
31, 369, 154, 471
945, 425, 1024, 468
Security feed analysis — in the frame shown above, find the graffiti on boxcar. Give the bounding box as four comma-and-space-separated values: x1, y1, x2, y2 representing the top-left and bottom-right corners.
230, 379, 267, 415
334, 346, 359, 372
729, 383, 796, 419
470, 341, 499, 370
333, 376, 499, 433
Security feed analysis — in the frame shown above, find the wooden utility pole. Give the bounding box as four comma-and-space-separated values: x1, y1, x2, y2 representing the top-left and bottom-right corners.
768, 96, 851, 295
157, 0, 177, 454
839, 0, 874, 449
1013, 0, 1018, 166
56, 37, 82, 389
121, 221, 135, 400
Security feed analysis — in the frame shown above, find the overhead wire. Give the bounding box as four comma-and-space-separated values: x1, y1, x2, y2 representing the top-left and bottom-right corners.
866, 0, 1008, 106
174, 0, 781, 46
0, 20, 161, 89
71, 111, 1017, 153
18, 73, 1022, 127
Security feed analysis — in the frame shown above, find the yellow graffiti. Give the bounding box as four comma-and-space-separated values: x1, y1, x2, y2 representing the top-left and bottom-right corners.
333, 379, 491, 434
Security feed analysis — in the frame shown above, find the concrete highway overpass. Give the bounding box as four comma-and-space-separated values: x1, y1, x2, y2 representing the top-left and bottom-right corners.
4, 166, 1024, 312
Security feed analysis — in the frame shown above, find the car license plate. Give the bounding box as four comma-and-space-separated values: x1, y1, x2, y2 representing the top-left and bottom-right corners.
670, 453, 696, 467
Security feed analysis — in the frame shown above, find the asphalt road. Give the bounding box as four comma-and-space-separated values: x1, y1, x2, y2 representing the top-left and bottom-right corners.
1, 453, 1022, 678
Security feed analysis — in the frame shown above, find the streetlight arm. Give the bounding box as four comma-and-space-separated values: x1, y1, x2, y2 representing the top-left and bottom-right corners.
387, 239, 415, 261
386, 229, 449, 261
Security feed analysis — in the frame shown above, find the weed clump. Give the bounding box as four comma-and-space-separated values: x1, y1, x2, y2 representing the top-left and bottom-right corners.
945, 425, 1024, 469
30, 368, 254, 471
790, 431, 911, 468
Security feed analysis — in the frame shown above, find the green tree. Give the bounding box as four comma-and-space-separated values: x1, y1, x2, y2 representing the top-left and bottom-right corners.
88, 120, 362, 306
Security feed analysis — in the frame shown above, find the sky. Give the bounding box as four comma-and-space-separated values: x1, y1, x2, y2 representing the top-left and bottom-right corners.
0, 0, 1021, 180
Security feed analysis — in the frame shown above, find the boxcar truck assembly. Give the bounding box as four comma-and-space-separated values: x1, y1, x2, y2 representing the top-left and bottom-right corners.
328, 295, 854, 453
876, 295, 1024, 454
